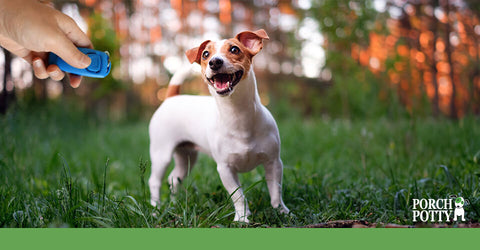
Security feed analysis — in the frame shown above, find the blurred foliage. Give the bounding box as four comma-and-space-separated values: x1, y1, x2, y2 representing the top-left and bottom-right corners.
293, 0, 402, 119
2, 0, 479, 120
310, 0, 385, 49
87, 12, 124, 99
464, 0, 480, 14
291, 0, 480, 119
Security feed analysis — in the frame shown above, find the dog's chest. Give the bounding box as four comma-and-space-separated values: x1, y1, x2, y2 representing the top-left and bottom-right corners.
211, 132, 272, 172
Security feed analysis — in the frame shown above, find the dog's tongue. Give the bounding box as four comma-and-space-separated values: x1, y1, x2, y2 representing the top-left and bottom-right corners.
214, 74, 230, 90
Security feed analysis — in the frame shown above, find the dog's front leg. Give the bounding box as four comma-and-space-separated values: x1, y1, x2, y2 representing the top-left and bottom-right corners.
264, 158, 290, 214
217, 165, 251, 223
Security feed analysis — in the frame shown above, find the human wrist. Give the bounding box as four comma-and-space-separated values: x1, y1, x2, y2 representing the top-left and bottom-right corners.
0, 0, 9, 37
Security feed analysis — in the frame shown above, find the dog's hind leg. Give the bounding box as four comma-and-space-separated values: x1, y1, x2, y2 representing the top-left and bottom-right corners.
148, 145, 174, 207
168, 143, 198, 193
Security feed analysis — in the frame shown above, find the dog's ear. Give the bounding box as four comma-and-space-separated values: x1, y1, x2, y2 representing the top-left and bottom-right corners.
235, 29, 269, 56
185, 40, 211, 64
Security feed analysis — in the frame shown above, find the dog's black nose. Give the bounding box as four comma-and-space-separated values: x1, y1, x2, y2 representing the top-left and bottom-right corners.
209, 58, 223, 71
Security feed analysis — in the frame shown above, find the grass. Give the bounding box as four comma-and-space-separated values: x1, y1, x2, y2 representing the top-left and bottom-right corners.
1, 101, 479, 227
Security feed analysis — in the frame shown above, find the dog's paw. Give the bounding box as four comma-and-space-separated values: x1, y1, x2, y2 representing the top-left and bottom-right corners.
150, 199, 159, 207
234, 210, 251, 223
234, 215, 250, 223
279, 206, 290, 214
274, 203, 290, 215
276, 205, 296, 220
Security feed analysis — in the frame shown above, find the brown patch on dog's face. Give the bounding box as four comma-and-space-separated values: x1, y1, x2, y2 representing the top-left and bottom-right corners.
198, 42, 218, 72
219, 39, 253, 75
185, 40, 211, 65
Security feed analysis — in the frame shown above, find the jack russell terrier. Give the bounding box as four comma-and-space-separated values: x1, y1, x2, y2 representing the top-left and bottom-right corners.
148, 29, 289, 223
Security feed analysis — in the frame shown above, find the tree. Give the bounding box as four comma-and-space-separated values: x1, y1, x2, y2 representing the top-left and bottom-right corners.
0, 48, 13, 114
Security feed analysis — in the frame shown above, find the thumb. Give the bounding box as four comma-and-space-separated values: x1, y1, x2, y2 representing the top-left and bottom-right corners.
52, 15, 92, 69
49, 35, 91, 69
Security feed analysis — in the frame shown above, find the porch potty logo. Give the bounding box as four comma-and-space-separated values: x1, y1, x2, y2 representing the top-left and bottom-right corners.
412, 196, 468, 222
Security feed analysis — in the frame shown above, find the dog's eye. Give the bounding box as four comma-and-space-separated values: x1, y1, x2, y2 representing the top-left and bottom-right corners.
229, 46, 240, 54
202, 51, 210, 60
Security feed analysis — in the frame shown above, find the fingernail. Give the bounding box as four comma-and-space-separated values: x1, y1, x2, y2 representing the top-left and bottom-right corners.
81, 55, 92, 68
49, 70, 61, 78
71, 81, 81, 88
33, 59, 43, 68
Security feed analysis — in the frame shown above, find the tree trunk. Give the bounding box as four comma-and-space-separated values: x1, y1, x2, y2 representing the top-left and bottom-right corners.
443, 0, 458, 119
468, 17, 480, 115
430, 0, 440, 117
0, 48, 12, 114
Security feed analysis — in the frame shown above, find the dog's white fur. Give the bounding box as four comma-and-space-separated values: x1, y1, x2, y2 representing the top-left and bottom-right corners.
148, 30, 289, 222
453, 197, 465, 221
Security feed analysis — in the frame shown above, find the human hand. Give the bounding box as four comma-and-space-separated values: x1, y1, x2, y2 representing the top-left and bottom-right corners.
0, 0, 92, 88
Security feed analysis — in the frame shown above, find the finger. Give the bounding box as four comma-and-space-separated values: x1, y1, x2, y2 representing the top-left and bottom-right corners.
47, 33, 91, 69
57, 15, 92, 48
68, 74, 82, 88
46, 64, 66, 81
32, 57, 49, 79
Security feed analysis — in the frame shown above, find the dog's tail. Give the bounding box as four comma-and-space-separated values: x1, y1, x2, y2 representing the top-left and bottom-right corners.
165, 65, 193, 99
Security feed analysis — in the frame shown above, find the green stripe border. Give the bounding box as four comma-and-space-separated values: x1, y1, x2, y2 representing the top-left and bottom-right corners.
1, 228, 478, 249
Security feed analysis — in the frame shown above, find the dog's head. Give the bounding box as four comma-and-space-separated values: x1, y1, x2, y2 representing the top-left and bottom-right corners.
455, 197, 465, 208
185, 29, 269, 96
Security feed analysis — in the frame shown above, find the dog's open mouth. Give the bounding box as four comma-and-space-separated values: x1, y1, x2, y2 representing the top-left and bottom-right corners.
207, 70, 243, 95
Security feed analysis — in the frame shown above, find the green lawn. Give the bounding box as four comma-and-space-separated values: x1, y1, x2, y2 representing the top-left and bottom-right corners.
1, 102, 479, 227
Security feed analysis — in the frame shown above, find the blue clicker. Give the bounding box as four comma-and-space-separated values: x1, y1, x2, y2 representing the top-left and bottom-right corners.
48, 48, 111, 78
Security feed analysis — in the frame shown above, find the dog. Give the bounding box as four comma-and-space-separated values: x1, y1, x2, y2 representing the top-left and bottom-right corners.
453, 197, 465, 221
148, 29, 289, 223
